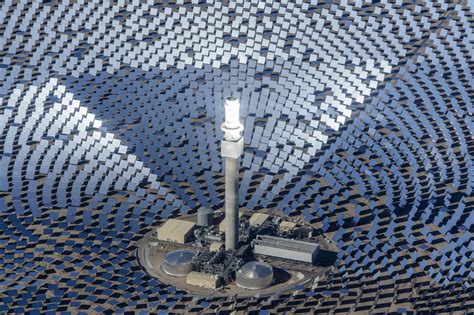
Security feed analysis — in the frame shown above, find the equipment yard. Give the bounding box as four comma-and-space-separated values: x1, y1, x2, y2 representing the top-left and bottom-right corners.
138, 232, 331, 298
137, 210, 338, 297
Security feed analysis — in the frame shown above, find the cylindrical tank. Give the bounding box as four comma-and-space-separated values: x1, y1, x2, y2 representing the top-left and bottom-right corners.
235, 261, 273, 289
162, 249, 194, 277
197, 207, 214, 227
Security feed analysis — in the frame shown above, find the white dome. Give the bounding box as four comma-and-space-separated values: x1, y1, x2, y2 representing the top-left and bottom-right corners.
162, 249, 194, 277
236, 261, 273, 289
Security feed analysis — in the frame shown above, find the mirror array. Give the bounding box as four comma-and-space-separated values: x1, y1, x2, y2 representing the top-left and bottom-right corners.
0, 0, 472, 313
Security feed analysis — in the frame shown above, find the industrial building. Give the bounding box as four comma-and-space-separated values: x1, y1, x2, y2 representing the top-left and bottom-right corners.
249, 213, 270, 227
218, 211, 243, 232
278, 221, 297, 233
186, 272, 220, 289
209, 242, 224, 252
156, 219, 196, 244
253, 235, 320, 264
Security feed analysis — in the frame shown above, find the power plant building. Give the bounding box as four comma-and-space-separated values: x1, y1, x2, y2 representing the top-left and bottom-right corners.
253, 235, 320, 264
279, 221, 297, 233
218, 211, 243, 232
156, 219, 196, 244
249, 213, 270, 227
209, 242, 223, 252
186, 272, 220, 289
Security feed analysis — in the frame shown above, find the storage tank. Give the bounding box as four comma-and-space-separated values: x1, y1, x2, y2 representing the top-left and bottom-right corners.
197, 207, 214, 227
235, 261, 273, 289
162, 249, 195, 277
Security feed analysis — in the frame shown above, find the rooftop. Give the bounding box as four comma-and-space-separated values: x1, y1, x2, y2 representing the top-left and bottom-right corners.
254, 235, 319, 253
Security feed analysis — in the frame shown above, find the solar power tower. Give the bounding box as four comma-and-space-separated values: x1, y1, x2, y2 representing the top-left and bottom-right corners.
221, 97, 244, 251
